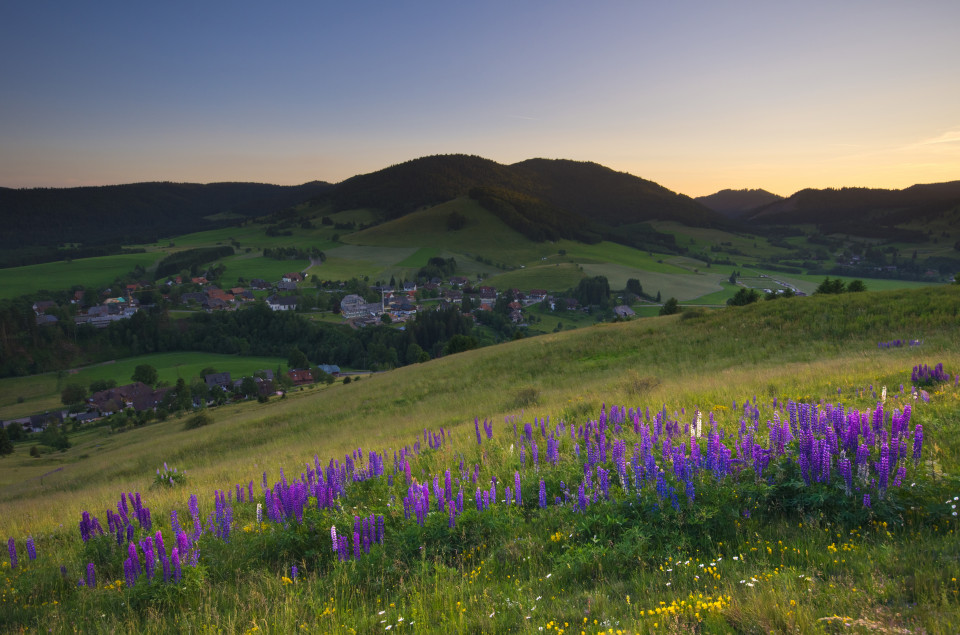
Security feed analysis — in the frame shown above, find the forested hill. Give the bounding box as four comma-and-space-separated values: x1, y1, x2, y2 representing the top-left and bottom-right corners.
0, 181, 332, 250
742, 181, 960, 236
695, 188, 783, 217
319, 154, 729, 230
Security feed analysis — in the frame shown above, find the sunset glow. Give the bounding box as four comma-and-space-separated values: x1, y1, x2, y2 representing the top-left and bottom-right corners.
1, 1, 957, 197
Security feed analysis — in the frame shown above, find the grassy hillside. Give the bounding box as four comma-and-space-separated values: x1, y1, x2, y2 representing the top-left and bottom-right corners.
1, 287, 959, 632
0, 252, 162, 301
0, 352, 288, 421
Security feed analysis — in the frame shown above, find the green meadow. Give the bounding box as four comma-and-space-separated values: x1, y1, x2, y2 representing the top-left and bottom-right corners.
0, 253, 161, 300
2, 287, 959, 632
0, 352, 288, 421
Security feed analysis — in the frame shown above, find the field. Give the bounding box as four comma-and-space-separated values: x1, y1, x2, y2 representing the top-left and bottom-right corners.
0, 352, 288, 422
0, 252, 161, 300
2, 287, 959, 632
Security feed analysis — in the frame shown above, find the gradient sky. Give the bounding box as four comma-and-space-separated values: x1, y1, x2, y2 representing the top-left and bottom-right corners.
2, 1, 958, 197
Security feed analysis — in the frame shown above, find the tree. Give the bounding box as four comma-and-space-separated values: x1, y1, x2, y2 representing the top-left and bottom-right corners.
846, 279, 867, 292
728, 270, 739, 284
727, 288, 760, 306
240, 376, 258, 398
444, 334, 479, 355
89, 378, 116, 393
131, 364, 158, 386
288, 347, 309, 370
61, 383, 87, 406
0, 427, 12, 456
5, 422, 24, 442
659, 297, 680, 316
814, 277, 845, 294
626, 278, 643, 297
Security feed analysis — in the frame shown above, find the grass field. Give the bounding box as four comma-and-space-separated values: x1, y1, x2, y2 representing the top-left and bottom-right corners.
2, 287, 959, 632
0, 352, 288, 421
483, 263, 586, 292
0, 252, 161, 300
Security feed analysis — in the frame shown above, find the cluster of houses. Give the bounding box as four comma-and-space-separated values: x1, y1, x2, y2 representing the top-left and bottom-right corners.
339, 280, 554, 326
0, 363, 345, 434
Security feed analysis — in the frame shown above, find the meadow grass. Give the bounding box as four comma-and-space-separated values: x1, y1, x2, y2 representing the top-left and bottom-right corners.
0, 352, 287, 421
2, 287, 960, 633
483, 263, 586, 292
0, 253, 162, 300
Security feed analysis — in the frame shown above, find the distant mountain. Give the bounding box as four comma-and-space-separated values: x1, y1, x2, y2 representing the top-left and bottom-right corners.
696, 188, 783, 217
324, 155, 724, 227
317, 154, 729, 251
0, 181, 332, 251
742, 181, 960, 239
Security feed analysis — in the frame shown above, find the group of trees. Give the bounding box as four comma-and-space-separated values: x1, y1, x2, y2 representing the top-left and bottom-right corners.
154, 246, 234, 279
814, 277, 866, 294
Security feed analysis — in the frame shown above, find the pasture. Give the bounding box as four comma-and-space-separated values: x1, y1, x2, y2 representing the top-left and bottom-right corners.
1, 288, 959, 632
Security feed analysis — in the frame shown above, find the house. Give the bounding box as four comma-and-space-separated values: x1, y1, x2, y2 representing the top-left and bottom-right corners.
478, 286, 497, 300
340, 294, 366, 318
443, 289, 463, 303
613, 305, 636, 318
71, 290, 85, 304
191, 277, 208, 285
266, 295, 298, 311
318, 364, 340, 377
449, 276, 469, 287
402, 281, 417, 293
205, 373, 233, 390
287, 369, 314, 386
32, 300, 56, 315
180, 292, 207, 306
283, 272, 304, 283
89, 382, 167, 415
510, 309, 523, 324
277, 281, 298, 292
250, 279, 270, 290
36, 314, 59, 326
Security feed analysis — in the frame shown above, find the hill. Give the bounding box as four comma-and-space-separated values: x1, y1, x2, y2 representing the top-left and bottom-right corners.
696, 188, 784, 217
743, 180, 960, 239
0, 181, 332, 263
318, 154, 729, 249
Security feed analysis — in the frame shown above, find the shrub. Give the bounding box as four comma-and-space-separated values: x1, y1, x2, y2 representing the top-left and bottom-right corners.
184, 411, 214, 430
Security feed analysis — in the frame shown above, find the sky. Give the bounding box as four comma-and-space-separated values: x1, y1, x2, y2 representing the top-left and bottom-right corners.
1, 1, 958, 197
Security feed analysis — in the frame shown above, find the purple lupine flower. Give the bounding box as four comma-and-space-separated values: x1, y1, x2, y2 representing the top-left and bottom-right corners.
514, 471, 522, 506
863, 494, 871, 508
913, 424, 923, 466
893, 465, 905, 487
8, 538, 17, 569
171, 547, 182, 582
291, 565, 298, 581
26, 537, 36, 561
353, 532, 360, 559
539, 480, 547, 508
123, 557, 137, 588
86, 562, 96, 588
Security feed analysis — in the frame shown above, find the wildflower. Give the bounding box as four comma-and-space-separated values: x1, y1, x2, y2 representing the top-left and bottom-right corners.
7, 538, 16, 569
86, 563, 96, 588
26, 537, 36, 561
291, 565, 298, 581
